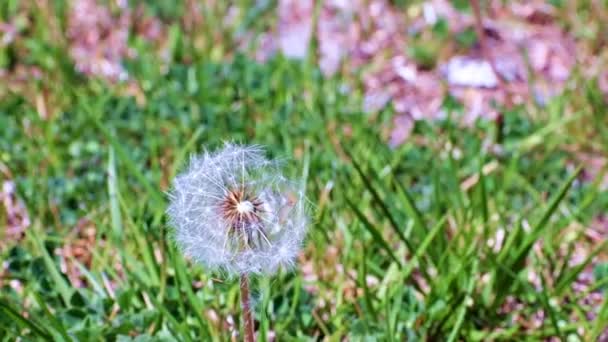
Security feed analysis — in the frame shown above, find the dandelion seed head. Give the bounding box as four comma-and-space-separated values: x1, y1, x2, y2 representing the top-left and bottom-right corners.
167, 143, 309, 275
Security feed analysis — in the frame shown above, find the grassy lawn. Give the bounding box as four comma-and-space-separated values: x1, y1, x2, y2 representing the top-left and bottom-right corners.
1, 1, 607, 340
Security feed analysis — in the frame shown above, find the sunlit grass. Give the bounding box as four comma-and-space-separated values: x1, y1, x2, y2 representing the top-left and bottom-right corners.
0, 1, 607, 341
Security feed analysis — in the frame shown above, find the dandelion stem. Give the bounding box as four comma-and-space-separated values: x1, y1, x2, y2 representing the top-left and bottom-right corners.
240, 274, 255, 342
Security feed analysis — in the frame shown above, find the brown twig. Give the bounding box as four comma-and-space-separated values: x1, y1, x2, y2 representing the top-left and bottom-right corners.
240, 274, 255, 342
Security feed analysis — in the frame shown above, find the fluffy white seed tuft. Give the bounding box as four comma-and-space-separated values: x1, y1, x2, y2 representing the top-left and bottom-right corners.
167, 143, 309, 275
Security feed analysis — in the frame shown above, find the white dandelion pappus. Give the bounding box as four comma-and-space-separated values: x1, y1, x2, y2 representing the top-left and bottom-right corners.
167, 143, 309, 275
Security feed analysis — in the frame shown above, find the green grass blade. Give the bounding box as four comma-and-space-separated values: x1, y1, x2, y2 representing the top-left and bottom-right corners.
276, 276, 303, 334
94, 118, 165, 209
446, 260, 478, 342
31, 292, 72, 342
349, 156, 410, 249
127, 269, 194, 341
172, 247, 212, 337
107, 146, 123, 241
591, 290, 608, 341
31, 228, 72, 306
346, 198, 402, 267
478, 165, 489, 226
359, 244, 378, 319
0, 299, 52, 340
72, 260, 106, 297
401, 215, 447, 281
538, 267, 562, 338
169, 126, 205, 179
555, 239, 608, 295
393, 178, 426, 233
512, 166, 582, 268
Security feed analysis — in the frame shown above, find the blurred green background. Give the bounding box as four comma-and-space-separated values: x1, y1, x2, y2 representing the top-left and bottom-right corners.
1, 0, 607, 340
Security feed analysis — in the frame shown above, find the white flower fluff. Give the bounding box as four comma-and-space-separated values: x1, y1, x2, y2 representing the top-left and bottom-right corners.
167, 143, 309, 275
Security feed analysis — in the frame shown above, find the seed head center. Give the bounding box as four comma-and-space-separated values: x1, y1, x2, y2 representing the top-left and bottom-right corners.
236, 200, 254, 214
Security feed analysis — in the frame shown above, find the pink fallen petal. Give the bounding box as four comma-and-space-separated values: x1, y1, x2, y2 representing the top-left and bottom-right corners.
278, 0, 313, 59
445, 56, 498, 88
389, 114, 414, 147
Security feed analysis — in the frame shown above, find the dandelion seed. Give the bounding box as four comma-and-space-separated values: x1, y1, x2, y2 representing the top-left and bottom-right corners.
167, 143, 309, 275
168, 143, 309, 341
